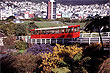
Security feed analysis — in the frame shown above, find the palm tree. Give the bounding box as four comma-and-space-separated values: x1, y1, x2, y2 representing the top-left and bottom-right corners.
84, 15, 109, 50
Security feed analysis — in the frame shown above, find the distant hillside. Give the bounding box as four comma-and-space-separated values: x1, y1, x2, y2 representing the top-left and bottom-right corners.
1, 0, 109, 5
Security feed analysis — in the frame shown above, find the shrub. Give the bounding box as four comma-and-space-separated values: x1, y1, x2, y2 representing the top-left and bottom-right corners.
40, 44, 84, 73
98, 58, 110, 73
0, 22, 16, 36
1, 53, 42, 73
26, 44, 53, 55
12, 53, 42, 73
15, 40, 27, 50
14, 24, 28, 36
83, 43, 109, 73
0, 55, 16, 73
3, 36, 16, 49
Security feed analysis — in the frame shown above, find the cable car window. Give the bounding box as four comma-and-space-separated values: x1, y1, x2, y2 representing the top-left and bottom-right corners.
46, 30, 49, 34
59, 29, 61, 33
71, 28, 73, 33
42, 30, 46, 34
32, 39, 35, 43
36, 30, 39, 34
65, 28, 68, 33
55, 29, 59, 33
68, 28, 72, 33
68, 28, 73, 33
35, 30, 37, 34
44, 30, 46, 34
38, 30, 40, 35
49, 30, 52, 34
32, 31, 35, 34
74, 27, 77, 32
77, 27, 80, 32
49, 30, 51, 34
51, 30, 54, 34
62, 29, 64, 33
35, 30, 39, 34
46, 30, 50, 34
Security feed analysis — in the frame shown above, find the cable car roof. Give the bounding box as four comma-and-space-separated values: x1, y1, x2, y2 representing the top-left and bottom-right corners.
31, 25, 80, 31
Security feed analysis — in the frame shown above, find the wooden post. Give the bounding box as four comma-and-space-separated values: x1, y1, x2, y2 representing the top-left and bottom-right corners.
71, 38, 73, 44
108, 32, 110, 37
45, 39, 46, 44
40, 39, 42, 44
35, 39, 37, 44
62, 38, 64, 44
31, 39, 32, 44
99, 37, 100, 43
56, 39, 57, 43
50, 39, 51, 44
89, 38, 91, 44
80, 38, 82, 44
91, 33, 92, 38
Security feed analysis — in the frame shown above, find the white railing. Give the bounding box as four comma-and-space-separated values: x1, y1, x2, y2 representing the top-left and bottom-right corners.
81, 32, 110, 38
17, 32, 110, 44
80, 32, 110, 44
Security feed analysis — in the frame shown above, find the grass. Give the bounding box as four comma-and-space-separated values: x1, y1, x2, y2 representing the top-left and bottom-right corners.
23, 21, 86, 28
66, 22, 86, 28
34, 21, 65, 28
0, 20, 85, 28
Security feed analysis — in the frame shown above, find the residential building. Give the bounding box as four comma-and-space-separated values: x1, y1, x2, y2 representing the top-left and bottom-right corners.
47, 0, 56, 19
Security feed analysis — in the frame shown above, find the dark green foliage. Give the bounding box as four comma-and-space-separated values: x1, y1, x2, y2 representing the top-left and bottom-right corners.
0, 55, 16, 73
84, 15, 110, 50
98, 58, 110, 73
29, 22, 38, 29
12, 53, 42, 73
31, 17, 47, 21
81, 57, 91, 63
58, 61, 68, 67
14, 24, 28, 36
52, 67, 71, 73
0, 22, 15, 36
6, 16, 15, 21
3, 36, 16, 49
0, 53, 42, 73
56, 18, 86, 23
63, 53, 91, 73
28, 22, 38, 33
0, 22, 29, 36
0, 21, 37, 36
15, 40, 27, 50
84, 15, 109, 32
83, 43, 109, 73
73, 53, 82, 61
56, 18, 71, 23
1, 43, 109, 73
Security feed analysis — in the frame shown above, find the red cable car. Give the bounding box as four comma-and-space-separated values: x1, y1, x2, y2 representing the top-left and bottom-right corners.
30, 25, 80, 39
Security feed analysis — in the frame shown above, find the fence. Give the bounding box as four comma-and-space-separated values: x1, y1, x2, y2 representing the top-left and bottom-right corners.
17, 32, 110, 44
79, 32, 110, 44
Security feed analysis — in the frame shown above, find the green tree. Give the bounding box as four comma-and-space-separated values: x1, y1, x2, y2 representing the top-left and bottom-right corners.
0, 22, 15, 36
15, 40, 27, 50
6, 16, 15, 21
84, 15, 109, 50
28, 22, 38, 29
14, 24, 28, 36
